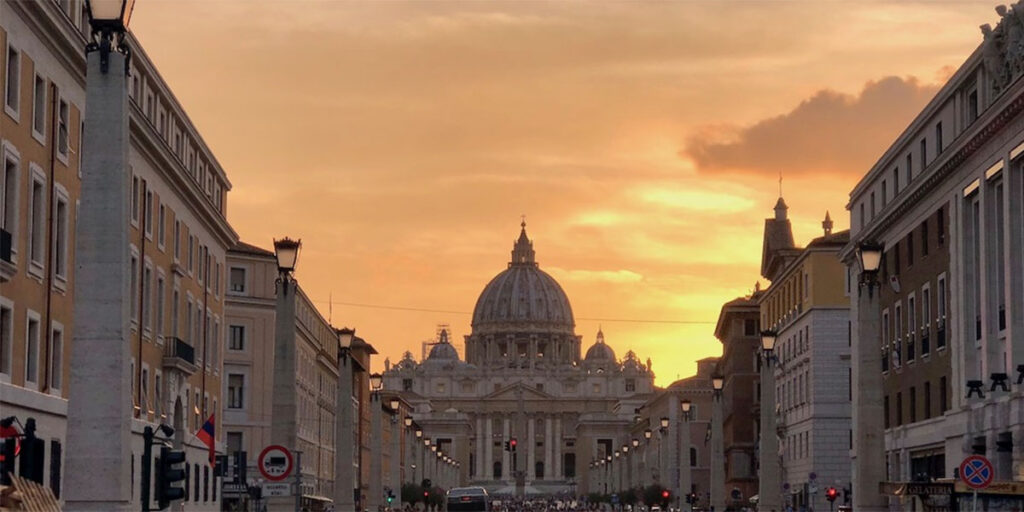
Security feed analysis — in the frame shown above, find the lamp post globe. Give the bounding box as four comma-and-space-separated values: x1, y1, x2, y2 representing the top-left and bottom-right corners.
858, 242, 884, 274
85, 0, 135, 34
660, 417, 670, 429
416, 429, 423, 439
390, 398, 400, 411
644, 429, 652, 440
273, 237, 301, 274
760, 330, 778, 354
712, 375, 724, 392
681, 399, 692, 415
338, 327, 355, 351
632, 438, 639, 448
370, 373, 383, 391
405, 416, 414, 427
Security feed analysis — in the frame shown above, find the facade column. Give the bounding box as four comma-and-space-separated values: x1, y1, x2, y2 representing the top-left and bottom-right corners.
554, 417, 562, 479
503, 417, 512, 483
335, 357, 356, 511
485, 416, 494, 479
853, 278, 887, 511
65, 49, 133, 512
476, 416, 485, 480
527, 417, 536, 484
545, 417, 553, 480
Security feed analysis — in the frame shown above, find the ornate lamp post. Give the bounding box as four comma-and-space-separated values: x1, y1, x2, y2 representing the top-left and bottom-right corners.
710, 375, 726, 511
853, 242, 886, 511
680, 399, 692, 512
369, 373, 385, 511
387, 398, 402, 509
335, 327, 357, 510
658, 417, 669, 484
759, 330, 780, 512
65, 1, 138, 509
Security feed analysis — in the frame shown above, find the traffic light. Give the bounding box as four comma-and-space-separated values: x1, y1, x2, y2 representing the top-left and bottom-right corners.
17, 418, 43, 484
156, 446, 186, 510
826, 487, 838, 502
422, 478, 432, 488
661, 489, 670, 503
689, 492, 698, 504
386, 488, 394, 504
509, 438, 517, 452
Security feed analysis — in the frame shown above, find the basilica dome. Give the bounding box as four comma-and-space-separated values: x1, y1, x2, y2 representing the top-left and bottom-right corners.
426, 329, 460, 360
471, 223, 575, 335
584, 329, 616, 362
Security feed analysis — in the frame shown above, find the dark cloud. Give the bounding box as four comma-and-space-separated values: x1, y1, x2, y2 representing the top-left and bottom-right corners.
684, 76, 940, 176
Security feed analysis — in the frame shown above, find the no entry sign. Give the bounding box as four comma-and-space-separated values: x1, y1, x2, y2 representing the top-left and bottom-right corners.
959, 455, 994, 490
258, 445, 294, 482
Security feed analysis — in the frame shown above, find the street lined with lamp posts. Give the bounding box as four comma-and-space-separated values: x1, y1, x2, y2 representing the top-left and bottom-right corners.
8, 1, 1024, 511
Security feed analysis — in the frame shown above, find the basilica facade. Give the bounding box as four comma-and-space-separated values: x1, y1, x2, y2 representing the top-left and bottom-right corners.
382, 224, 656, 495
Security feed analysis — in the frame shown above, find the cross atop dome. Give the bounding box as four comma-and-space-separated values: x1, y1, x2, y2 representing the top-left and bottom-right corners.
510, 218, 537, 266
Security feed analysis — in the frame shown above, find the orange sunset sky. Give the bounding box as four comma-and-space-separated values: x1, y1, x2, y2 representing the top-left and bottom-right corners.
130, 1, 998, 386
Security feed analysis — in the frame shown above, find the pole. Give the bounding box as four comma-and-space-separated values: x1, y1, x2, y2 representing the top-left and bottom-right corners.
710, 392, 725, 512
141, 427, 153, 512
335, 351, 356, 511
759, 351, 781, 512
973, 490, 978, 512
853, 277, 887, 510
295, 451, 303, 512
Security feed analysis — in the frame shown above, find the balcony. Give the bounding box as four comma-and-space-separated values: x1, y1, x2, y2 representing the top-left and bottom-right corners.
0, 228, 13, 282
163, 336, 198, 375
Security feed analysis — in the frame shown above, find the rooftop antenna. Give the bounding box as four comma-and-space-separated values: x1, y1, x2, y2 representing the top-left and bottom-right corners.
328, 291, 333, 323
779, 170, 783, 197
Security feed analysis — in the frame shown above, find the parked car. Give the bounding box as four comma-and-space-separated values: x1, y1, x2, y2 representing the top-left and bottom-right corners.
446, 486, 489, 512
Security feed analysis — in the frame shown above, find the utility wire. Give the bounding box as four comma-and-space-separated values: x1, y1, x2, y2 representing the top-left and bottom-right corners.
310, 299, 715, 325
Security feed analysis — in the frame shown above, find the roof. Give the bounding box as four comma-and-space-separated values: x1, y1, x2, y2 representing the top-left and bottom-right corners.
806, 229, 851, 248
714, 294, 761, 340
230, 240, 275, 258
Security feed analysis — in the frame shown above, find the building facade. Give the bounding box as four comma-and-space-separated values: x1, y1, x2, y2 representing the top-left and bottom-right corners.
845, 5, 1024, 509
713, 294, 762, 508
222, 241, 341, 510
382, 223, 657, 498
2, 2, 235, 509
758, 200, 852, 510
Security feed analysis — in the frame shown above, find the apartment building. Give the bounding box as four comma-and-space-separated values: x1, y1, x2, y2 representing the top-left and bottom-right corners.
844, 6, 1024, 508
758, 199, 851, 511
222, 241, 340, 511
713, 293, 762, 508
2, 2, 235, 509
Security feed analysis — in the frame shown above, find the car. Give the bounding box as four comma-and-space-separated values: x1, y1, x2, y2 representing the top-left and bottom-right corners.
446, 486, 489, 512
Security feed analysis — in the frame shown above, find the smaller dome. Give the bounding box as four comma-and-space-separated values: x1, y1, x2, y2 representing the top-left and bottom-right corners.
427, 329, 460, 361
585, 329, 616, 362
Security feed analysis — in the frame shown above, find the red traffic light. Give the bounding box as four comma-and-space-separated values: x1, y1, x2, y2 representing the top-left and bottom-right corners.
424, 491, 429, 497
510, 439, 517, 447
826, 487, 838, 502
661, 490, 670, 499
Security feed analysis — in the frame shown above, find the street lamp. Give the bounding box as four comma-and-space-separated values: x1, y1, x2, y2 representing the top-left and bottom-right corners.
389, 398, 400, 411
710, 374, 725, 511
759, 329, 780, 512
853, 241, 888, 511
416, 429, 423, 439
65, 1, 138, 506
405, 416, 414, 428
644, 429, 652, 440
335, 326, 357, 509
368, 371, 385, 510
680, 399, 692, 512
660, 417, 670, 429
370, 373, 383, 392
632, 439, 639, 448
273, 237, 301, 274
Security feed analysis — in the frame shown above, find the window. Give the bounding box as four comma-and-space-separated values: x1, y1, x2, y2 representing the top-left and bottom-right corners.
893, 167, 900, 195
907, 295, 916, 361
937, 207, 945, 245
28, 173, 45, 267
229, 267, 245, 293
188, 235, 194, 273
921, 286, 931, 356
53, 196, 68, 279
910, 386, 917, 423
229, 325, 244, 350
227, 432, 242, 454
924, 381, 932, 420
936, 122, 943, 153
940, 376, 948, 413
144, 190, 153, 236
50, 325, 63, 390
893, 302, 902, 368
870, 192, 876, 218
141, 367, 149, 413
625, 378, 636, 392
57, 98, 69, 157
937, 275, 947, 349
32, 74, 45, 138
131, 175, 140, 224
403, 378, 413, 391
158, 205, 166, 248
0, 301, 11, 376
26, 314, 40, 385
920, 138, 927, 169
884, 395, 890, 428
174, 220, 181, 260
896, 392, 903, 426
906, 154, 913, 183
186, 298, 193, 343
143, 265, 153, 332
172, 289, 179, 338
921, 219, 929, 257
907, 231, 914, 267
2, 150, 18, 252
744, 319, 757, 336
882, 180, 888, 206
969, 90, 979, 122
156, 276, 165, 337
5, 45, 20, 115
130, 255, 139, 324
228, 374, 244, 409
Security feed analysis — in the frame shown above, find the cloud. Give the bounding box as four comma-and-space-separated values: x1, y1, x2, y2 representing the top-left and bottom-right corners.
547, 268, 645, 283
683, 76, 940, 177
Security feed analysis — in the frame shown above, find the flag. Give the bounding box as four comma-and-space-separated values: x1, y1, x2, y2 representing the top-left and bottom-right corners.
196, 414, 215, 466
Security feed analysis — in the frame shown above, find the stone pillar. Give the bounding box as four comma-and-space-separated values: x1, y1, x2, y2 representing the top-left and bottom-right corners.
554, 417, 562, 479
545, 417, 553, 479
680, 413, 692, 511
527, 417, 536, 483
335, 358, 356, 511
853, 281, 887, 511
65, 49, 133, 512
476, 416, 485, 480
369, 396, 383, 511
711, 393, 726, 512
503, 417, 512, 483
392, 416, 402, 509
485, 416, 494, 479
759, 353, 781, 512
267, 275, 299, 510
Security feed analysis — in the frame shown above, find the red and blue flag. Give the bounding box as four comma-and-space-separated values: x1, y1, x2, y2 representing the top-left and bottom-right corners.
195, 414, 215, 466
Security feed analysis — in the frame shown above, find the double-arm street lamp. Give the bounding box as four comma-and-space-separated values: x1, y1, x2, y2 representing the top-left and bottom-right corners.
759, 330, 780, 512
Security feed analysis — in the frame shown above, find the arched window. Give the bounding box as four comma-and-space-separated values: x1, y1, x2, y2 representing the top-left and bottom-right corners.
690, 447, 697, 467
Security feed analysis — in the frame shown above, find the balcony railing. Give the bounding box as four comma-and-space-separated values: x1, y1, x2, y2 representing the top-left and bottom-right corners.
163, 336, 197, 375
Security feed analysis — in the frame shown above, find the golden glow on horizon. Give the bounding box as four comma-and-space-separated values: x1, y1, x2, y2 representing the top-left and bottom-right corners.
128, 1, 998, 385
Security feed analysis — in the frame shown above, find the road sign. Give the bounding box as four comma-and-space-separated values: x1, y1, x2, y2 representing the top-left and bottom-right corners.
263, 482, 291, 497
257, 445, 293, 482
221, 482, 248, 497
959, 455, 994, 490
